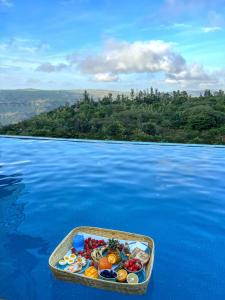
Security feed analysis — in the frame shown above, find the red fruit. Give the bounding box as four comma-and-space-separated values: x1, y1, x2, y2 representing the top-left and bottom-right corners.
135, 262, 141, 270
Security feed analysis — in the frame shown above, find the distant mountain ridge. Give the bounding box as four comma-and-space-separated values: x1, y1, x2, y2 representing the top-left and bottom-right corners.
0, 89, 121, 126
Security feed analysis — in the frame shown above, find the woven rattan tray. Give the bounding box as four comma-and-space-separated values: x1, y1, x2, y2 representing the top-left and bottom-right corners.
49, 226, 154, 295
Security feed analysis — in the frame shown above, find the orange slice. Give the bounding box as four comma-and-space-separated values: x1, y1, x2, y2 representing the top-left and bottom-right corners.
107, 253, 117, 264
117, 269, 127, 282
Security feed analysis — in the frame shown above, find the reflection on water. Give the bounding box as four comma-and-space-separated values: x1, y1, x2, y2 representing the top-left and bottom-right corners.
0, 173, 25, 230
1, 233, 48, 300
0, 171, 49, 300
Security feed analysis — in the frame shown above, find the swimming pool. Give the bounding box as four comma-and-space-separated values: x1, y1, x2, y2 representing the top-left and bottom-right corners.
0, 136, 225, 300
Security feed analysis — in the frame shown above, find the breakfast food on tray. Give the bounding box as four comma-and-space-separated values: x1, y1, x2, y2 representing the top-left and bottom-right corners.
84, 266, 98, 278
70, 254, 76, 260
127, 273, 139, 284
98, 257, 112, 270
76, 256, 87, 266
130, 247, 150, 265
117, 269, 128, 282
55, 233, 151, 286
107, 253, 118, 264
124, 258, 142, 273
100, 269, 117, 280
66, 263, 82, 273
49, 227, 154, 295
58, 259, 67, 266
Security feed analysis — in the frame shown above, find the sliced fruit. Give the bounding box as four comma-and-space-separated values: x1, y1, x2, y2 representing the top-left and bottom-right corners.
84, 266, 98, 279
127, 273, 139, 284
98, 257, 112, 270
107, 253, 117, 264
117, 269, 128, 282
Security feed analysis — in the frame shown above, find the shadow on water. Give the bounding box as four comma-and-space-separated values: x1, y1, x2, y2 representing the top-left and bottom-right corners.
49, 272, 155, 300
0, 173, 25, 230
49, 260, 155, 300
0, 172, 49, 300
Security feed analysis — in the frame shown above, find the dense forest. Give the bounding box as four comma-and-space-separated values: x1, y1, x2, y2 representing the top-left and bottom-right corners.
0, 88, 225, 145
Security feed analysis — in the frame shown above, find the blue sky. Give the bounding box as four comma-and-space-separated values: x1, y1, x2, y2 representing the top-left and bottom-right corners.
1, 0, 225, 91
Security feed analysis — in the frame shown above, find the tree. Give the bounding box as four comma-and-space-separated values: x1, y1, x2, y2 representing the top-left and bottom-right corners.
186, 106, 223, 130
142, 122, 156, 135
130, 89, 135, 100
83, 90, 90, 102
204, 89, 212, 97
1, 88, 225, 145
103, 121, 125, 137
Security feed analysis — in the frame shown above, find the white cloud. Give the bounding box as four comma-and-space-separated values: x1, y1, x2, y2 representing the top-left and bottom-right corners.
94, 73, 119, 82
165, 64, 219, 88
36, 39, 187, 82
172, 23, 192, 29
34, 39, 225, 88
202, 26, 222, 33
36, 62, 68, 72
0, 0, 13, 7
73, 40, 186, 77
0, 38, 49, 54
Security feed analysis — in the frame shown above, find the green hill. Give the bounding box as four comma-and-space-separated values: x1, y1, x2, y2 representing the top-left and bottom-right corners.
1, 89, 225, 145
0, 89, 121, 126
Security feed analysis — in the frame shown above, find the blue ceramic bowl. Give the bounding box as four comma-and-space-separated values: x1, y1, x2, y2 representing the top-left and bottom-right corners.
99, 269, 117, 281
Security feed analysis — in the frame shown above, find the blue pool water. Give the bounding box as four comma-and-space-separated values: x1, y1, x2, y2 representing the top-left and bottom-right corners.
0, 137, 225, 300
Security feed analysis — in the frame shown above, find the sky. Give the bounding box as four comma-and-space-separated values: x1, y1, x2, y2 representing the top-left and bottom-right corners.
0, 0, 225, 91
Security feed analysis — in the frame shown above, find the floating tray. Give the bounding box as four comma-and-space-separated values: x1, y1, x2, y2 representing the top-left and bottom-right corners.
49, 226, 154, 295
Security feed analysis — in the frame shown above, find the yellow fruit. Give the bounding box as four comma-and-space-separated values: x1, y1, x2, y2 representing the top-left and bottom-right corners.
107, 253, 117, 264
84, 266, 98, 279
117, 269, 127, 282
127, 273, 139, 284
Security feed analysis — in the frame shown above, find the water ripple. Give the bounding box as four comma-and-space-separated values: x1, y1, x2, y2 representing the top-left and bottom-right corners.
0, 137, 225, 300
